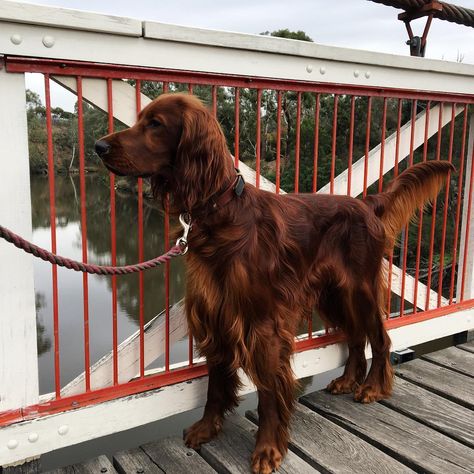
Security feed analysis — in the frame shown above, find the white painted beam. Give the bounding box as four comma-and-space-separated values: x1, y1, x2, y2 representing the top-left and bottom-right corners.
54, 302, 187, 398
1, 307, 473, 467
0, 66, 39, 412
0, 20, 472, 96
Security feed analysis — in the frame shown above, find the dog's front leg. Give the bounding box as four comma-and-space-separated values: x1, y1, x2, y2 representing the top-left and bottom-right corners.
184, 361, 240, 448
251, 330, 296, 474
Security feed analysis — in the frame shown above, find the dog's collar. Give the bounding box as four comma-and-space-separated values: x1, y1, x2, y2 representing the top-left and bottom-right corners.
192, 169, 245, 217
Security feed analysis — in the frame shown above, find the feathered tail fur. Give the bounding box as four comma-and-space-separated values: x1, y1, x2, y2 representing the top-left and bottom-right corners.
365, 161, 455, 251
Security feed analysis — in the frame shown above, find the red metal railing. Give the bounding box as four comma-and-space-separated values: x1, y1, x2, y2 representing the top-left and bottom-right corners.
1, 55, 473, 426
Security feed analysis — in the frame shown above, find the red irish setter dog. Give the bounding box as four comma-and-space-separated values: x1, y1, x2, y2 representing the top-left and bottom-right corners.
96, 93, 452, 474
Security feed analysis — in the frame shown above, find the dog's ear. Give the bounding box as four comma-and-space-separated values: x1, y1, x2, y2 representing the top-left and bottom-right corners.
175, 102, 229, 211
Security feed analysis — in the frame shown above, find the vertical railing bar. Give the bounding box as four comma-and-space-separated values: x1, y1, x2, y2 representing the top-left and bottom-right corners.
388, 98, 403, 317
400, 99, 418, 316
449, 105, 468, 303
394, 98, 402, 177
163, 81, 169, 93
106, 78, 119, 385
234, 87, 240, 169
378, 97, 387, 193
400, 99, 417, 317
330, 94, 338, 195
437, 103, 456, 306
188, 83, 193, 94
164, 194, 170, 372
363, 96, 372, 198
425, 102, 444, 310
276, 91, 282, 194
77, 76, 90, 392
295, 91, 301, 193
312, 93, 320, 193
44, 74, 61, 398
256, 89, 262, 189
135, 80, 145, 378
460, 112, 474, 302
212, 85, 217, 117
413, 101, 431, 313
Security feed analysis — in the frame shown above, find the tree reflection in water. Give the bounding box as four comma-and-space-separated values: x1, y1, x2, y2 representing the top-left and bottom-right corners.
31, 174, 186, 394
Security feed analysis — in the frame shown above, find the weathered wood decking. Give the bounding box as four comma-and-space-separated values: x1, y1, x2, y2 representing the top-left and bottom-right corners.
49, 342, 474, 474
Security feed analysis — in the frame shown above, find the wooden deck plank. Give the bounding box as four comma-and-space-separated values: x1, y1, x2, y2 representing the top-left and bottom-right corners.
199, 414, 318, 473
457, 340, 474, 354
302, 390, 474, 474
421, 346, 474, 377
114, 447, 164, 474
46, 455, 117, 474
247, 403, 413, 473
381, 376, 474, 448
3, 459, 40, 474
141, 437, 216, 473
395, 358, 474, 409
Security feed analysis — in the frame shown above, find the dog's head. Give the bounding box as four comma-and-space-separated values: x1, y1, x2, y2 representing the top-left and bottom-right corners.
95, 93, 233, 210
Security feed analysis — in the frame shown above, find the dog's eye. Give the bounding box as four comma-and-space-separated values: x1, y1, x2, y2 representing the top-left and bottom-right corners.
147, 119, 162, 129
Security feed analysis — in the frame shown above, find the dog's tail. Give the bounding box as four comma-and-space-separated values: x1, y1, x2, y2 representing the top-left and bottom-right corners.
364, 161, 454, 251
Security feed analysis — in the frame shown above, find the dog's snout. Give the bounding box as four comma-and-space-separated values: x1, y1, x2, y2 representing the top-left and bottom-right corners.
95, 139, 111, 157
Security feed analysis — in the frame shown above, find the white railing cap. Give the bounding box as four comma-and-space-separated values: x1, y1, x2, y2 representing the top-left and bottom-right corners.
144, 20, 474, 77
0, 0, 142, 36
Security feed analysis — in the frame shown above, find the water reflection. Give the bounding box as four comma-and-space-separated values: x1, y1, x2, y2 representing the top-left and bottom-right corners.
32, 174, 186, 394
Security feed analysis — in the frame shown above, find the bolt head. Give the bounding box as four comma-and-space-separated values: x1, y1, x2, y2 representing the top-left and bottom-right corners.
306, 64, 313, 73
10, 34, 22, 45
7, 439, 18, 450
58, 425, 69, 435
354, 70, 360, 78
28, 433, 39, 443
42, 35, 55, 48
365, 71, 371, 79
319, 66, 326, 75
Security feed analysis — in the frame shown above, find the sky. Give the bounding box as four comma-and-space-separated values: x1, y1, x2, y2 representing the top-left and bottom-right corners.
20, 0, 474, 110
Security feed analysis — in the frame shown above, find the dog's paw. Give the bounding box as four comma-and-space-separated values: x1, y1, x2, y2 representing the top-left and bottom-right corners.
251, 444, 282, 474
353, 384, 387, 403
327, 376, 359, 394
183, 417, 221, 449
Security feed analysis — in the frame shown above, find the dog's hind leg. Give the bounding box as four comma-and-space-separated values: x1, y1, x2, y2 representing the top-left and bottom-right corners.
319, 284, 368, 395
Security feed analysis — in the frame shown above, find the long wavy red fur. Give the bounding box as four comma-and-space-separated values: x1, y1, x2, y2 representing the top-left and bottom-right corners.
98, 93, 453, 474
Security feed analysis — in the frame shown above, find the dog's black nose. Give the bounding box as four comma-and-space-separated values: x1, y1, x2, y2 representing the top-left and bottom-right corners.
95, 140, 111, 157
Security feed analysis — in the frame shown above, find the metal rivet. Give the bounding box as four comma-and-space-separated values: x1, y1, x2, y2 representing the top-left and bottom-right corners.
42, 35, 55, 48
100, 468, 107, 473
58, 425, 69, 435
28, 433, 39, 443
136, 469, 144, 474
306, 64, 313, 73
365, 71, 371, 79
319, 66, 326, 75
186, 451, 194, 456
10, 34, 22, 45
354, 70, 360, 78
7, 439, 18, 449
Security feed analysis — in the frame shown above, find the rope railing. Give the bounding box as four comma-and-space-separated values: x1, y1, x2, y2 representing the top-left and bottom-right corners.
369, 0, 474, 28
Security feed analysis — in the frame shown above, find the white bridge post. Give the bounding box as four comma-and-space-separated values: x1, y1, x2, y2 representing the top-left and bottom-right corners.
0, 64, 39, 419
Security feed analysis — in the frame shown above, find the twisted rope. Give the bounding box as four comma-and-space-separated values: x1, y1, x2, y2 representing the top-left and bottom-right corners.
0, 224, 183, 275
369, 0, 474, 27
